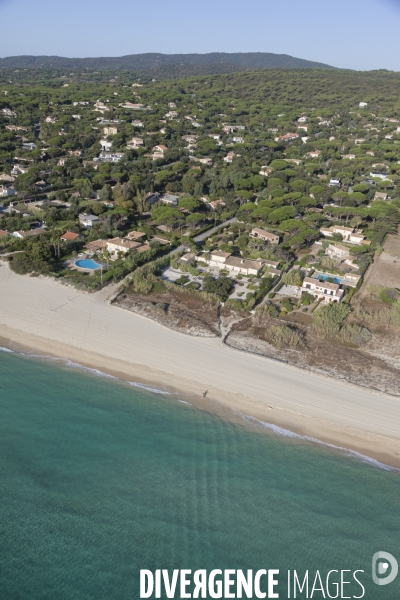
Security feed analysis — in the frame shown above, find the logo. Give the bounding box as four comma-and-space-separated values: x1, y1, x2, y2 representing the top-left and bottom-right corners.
372, 552, 398, 586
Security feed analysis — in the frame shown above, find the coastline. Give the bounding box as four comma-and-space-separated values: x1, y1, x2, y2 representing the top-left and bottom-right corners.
1, 262, 400, 469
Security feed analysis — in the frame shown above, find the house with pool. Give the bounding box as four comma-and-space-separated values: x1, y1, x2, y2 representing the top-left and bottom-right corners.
302, 277, 344, 304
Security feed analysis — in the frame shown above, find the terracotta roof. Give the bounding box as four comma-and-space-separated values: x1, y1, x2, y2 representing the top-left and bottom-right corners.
60, 231, 80, 241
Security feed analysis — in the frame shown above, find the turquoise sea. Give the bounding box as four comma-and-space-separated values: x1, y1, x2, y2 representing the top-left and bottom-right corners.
0, 349, 399, 599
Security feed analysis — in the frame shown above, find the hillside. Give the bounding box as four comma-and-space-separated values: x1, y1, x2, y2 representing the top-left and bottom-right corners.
0, 52, 335, 73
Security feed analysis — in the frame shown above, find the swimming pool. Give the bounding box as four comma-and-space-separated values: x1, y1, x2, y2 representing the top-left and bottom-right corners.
318, 274, 342, 285
75, 259, 101, 270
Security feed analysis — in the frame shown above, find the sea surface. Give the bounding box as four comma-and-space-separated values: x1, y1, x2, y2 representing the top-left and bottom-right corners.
0, 349, 399, 599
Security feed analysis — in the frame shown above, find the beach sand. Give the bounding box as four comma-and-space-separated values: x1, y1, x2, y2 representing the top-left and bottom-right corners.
1, 261, 400, 468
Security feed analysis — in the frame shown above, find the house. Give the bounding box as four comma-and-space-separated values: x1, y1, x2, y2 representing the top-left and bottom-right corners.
60, 231, 81, 242
259, 166, 273, 176
100, 139, 113, 151
182, 135, 198, 145
79, 213, 99, 228
0, 229, 9, 237
0, 174, 15, 183
329, 178, 341, 187
84, 239, 106, 252
320, 226, 364, 244
302, 277, 344, 303
306, 150, 321, 158
125, 230, 146, 241
0, 186, 16, 198
224, 152, 235, 164
12, 228, 47, 239
326, 243, 350, 261
145, 192, 160, 205
120, 102, 146, 110
159, 194, 179, 207
208, 199, 226, 210
275, 133, 299, 142
153, 145, 168, 154
374, 191, 388, 201
132, 119, 144, 127
198, 250, 268, 277
103, 126, 118, 135
250, 228, 280, 245
342, 154, 356, 160
208, 134, 220, 140
370, 172, 390, 180
190, 157, 213, 167
96, 152, 124, 163
106, 237, 144, 258
232, 136, 244, 143
126, 137, 144, 149
11, 164, 29, 175
359, 102, 368, 108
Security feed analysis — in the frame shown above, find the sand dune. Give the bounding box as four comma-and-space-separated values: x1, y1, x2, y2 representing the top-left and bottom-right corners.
1, 261, 400, 467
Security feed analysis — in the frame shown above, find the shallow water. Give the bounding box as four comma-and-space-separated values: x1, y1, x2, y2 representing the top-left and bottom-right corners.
0, 350, 399, 599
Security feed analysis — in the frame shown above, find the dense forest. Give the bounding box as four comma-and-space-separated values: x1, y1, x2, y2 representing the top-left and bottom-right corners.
0, 52, 335, 73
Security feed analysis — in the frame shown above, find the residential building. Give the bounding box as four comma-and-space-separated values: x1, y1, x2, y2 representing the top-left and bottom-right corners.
275, 133, 299, 142
126, 137, 144, 149
259, 166, 273, 176
374, 191, 388, 201
103, 126, 118, 136
131, 120, 144, 127
106, 237, 144, 258
0, 186, 16, 198
320, 226, 364, 244
302, 277, 344, 303
159, 194, 179, 207
100, 139, 113, 151
13, 228, 47, 239
306, 150, 321, 158
325, 243, 351, 261
197, 251, 269, 277
120, 102, 146, 110
79, 214, 99, 228
329, 178, 341, 187
60, 231, 81, 242
250, 228, 280, 245
96, 152, 124, 163
370, 172, 390, 180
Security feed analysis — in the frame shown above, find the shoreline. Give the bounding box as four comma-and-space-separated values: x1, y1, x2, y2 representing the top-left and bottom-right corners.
1, 263, 400, 469
1, 326, 400, 471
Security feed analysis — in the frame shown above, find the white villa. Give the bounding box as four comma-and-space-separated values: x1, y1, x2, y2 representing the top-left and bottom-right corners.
196, 250, 279, 277
320, 226, 365, 244
250, 228, 280, 245
302, 277, 344, 303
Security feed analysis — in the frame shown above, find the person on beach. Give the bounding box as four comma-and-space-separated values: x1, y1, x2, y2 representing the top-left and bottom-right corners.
202, 390, 208, 398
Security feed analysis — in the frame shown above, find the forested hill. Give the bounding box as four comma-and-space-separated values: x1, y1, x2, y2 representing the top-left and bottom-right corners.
0, 52, 335, 73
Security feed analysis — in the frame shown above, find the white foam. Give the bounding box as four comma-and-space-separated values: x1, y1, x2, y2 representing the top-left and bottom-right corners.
0, 346, 14, 353
235, 411, 400, 473
128, 381, 170, 395
1, 348, 170, 396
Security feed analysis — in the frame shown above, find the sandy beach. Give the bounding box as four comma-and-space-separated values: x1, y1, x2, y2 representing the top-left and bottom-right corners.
1, 260, 400, 468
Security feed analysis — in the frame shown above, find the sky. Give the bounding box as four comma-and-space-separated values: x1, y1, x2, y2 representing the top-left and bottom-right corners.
0, 0, 400, 71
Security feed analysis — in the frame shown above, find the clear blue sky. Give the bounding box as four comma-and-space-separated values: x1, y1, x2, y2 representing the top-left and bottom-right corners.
0, 0, 400, 70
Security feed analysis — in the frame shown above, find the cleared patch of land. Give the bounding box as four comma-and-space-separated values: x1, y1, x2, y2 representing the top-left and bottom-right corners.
359, 229, 400, 296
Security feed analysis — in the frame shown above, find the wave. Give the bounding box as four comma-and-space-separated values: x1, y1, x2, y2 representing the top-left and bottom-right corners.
235, 411, 400, 473
0, 346, 171, 396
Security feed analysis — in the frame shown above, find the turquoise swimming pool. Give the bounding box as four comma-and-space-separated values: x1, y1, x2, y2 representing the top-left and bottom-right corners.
75, 259, 101, 270
318, 274, 342, 285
